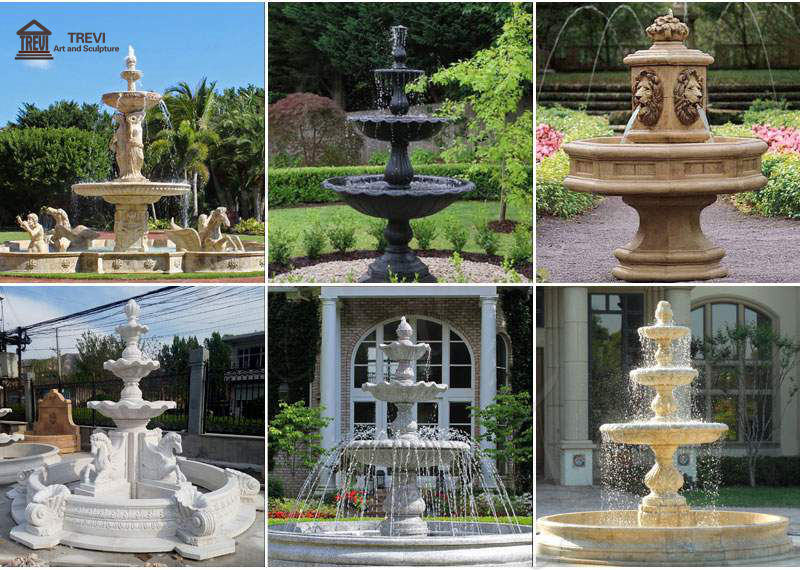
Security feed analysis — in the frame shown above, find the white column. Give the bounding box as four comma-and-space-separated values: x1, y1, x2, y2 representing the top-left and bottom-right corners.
479, 295, 498, 486
665, 286, 696, 479
559, 287, 594, 486
319, 296, 339, 452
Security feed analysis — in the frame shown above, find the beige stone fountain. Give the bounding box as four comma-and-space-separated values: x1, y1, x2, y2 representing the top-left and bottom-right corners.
563, 12, 768, 282
72, 46, 190, 253
537, 301, 795, 565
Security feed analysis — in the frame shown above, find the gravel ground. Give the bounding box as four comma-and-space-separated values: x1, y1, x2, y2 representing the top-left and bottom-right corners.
537, 196, 800, 283
271, 256, 528, 283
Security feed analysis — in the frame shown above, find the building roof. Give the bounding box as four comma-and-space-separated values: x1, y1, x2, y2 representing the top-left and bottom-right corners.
17, 20, 51, 35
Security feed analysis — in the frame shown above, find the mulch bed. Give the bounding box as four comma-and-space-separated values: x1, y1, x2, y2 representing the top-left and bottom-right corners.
269, 249, 533, 280
487, 219, 518, 233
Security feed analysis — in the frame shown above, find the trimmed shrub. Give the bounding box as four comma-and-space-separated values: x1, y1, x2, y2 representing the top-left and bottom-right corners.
411, 219, 437, 250
505, 223, 532, 267
267, 163, 532, 207
367, 149, 389, 165
409, 148, 440, 164
697, 454, 800, 487
731, 152, 800, 218
267, 477, 284, 499
268, 228, 294, 265
474, 219, 499, 256
326, 215, 357, 253
301, 220, 327, 259
366, 219, 387, 252
442, 216, 469, 253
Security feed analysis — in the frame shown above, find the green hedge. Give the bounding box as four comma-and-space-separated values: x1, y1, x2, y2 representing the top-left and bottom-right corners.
697, 454, 800, 487
268, 163, 531, 207
730, 152, 800, 218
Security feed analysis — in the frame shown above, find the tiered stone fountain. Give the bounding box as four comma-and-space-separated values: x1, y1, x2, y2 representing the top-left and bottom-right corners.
7, 300, 260, 560
562, 12, 768, 282
323, 26, 475, 283
0, 47, 264, 275
537, 301, 795, 565
269, 317, 532, 566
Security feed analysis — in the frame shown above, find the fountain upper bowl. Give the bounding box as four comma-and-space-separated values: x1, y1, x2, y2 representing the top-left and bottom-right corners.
322, 175, 474, 219
601, 420, 727, 446
630, 366, 697, 387
102, 91, 162, 114
362, 380, 446, 403
349, 115, 449, 143
345, 438, 471, 468
563, 136, 768, 197
73, 180, 190, 203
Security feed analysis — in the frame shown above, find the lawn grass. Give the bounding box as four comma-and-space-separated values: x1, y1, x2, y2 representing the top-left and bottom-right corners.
1, 271, 264, 280
267, 516, 532, 527
684, 486, 800, 508
268, 201, 526, 258
540, 69, 800, 87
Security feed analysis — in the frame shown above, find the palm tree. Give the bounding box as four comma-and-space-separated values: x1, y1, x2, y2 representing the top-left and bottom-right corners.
162, 78, 218, 215
150, 120, 220, 220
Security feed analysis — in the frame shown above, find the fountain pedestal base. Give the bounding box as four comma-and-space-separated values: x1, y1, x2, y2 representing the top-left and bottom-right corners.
612, 195, 727, 282
361, 220, 436, 283
639, 498, 693, 527
112, 202, 151, 252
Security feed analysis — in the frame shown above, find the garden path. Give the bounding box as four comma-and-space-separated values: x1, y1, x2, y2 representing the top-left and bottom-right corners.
537, 197, 800, 282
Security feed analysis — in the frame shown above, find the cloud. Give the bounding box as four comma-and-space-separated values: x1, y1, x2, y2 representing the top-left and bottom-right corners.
22, 59, 52, 70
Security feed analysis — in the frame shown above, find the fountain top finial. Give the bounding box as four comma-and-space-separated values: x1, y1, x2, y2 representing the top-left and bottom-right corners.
391, 25, 409, 69
396, 316, 413, 340
121, 45, 143, 92
654, 300, 673, 325
646, 11, 689, 43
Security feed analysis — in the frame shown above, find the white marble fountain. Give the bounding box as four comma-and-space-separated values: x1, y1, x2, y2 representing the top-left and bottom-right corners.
269, 317, 532, 566
0, 47, 264, 275
6, 300, 260, 560
0, 405, 60, 486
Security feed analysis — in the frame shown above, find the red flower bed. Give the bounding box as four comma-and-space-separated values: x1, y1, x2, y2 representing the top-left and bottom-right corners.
752, 125, 800, 154
269, 510, 336, 519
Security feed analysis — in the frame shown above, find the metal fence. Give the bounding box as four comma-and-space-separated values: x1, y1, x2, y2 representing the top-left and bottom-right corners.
203, 367, 264, 436
28, 371, 190, 431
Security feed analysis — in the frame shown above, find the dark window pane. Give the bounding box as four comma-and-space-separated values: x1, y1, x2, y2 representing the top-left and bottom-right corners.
451, 424, 471, 438
450, 402, 471, 424
711, 366, 739, 392
354, 401, 375, 423
627, 295, 643, 313
354, 366, 368, 388
712, 397, 738, 440
691, 307, 704, 359
383, 321, 401, 341
429, 342, 442, 365
388, 403, 398, 423
419, 365, 442, 383
417, 320, 442, 341
744, 364, 772, 391
449, 329, 465, 343
496, 335, 507, 367
590, 295, 606, 311
744, 308, 771, 329
711, 303, 738, 334
450, 366, 471, 388
497, 369, 506, 386
365, 331, 376, 342
355, 343, 375, 365
451, 342, 470, 365
418, 402, 438, 424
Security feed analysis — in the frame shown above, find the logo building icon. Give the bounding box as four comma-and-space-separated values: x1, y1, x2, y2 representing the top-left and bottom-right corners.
15, 19, 53, 60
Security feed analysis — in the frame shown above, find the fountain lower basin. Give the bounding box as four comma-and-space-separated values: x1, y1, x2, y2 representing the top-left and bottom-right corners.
269, 521, 533, 566
601, 421, 727, 446
0, 443, 60, 485
563, 136, 767, 282
537, 510, 795, 565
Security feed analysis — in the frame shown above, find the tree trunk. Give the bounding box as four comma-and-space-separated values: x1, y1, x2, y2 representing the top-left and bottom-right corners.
192, 171, 199, 216
499, 197, 508, 224
748, 462, 756, 487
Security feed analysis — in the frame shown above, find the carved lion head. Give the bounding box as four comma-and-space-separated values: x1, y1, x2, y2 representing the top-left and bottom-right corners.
633, 70, 664, 127
674, 69, 704, 126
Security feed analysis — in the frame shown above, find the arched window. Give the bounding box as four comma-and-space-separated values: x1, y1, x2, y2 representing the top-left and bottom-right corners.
351, 317, 474, 439
691, 301, 775, 442
496, 334, 509, 387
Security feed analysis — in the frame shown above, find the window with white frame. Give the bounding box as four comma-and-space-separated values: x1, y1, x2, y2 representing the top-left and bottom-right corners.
351, 317, 474, 439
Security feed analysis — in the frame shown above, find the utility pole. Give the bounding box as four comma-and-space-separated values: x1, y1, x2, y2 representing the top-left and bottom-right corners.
53, 327, 63, 390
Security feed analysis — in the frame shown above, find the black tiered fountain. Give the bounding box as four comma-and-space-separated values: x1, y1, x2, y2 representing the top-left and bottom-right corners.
323, 25, 475, 283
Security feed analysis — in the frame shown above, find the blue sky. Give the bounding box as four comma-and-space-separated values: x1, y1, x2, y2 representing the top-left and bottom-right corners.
0, 2, 264, 124
0, 285, 264, 358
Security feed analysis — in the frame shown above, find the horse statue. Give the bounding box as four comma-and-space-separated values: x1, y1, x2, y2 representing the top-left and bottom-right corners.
140, 429, 188, 484
42, 207, 101, 252
165, 207, 244, 253
80, 431, 118, 484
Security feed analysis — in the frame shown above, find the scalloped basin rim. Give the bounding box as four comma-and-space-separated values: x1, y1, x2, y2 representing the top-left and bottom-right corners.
73, 181, 190, 197
323, 175, 475, 196
348, 115, 450, 124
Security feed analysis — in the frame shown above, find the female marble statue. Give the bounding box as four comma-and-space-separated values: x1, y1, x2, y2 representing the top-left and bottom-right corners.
125, 111, 145, 180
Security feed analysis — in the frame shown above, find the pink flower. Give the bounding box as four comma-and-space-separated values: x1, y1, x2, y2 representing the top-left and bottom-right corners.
536, 124, 564, 162
752, 125, 800, 154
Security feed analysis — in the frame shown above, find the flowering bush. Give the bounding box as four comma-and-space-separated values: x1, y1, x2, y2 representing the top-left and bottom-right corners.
335, 489, 365, 510
536, 124, 563, 162
269, 510, 336, 520
751, 125, 800, 154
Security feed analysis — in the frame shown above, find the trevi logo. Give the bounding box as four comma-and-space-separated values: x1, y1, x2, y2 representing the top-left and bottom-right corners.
15, 19, 53, 61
